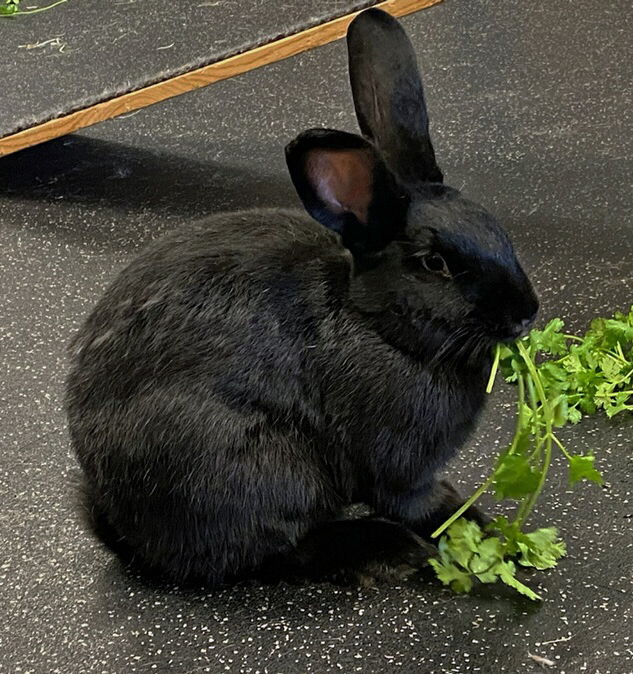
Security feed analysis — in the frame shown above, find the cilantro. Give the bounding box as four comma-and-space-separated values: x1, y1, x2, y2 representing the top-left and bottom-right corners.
0, 0, 68, 17
429, 519, 541, 600
430, 307, 633, 600
0, 0, 19, 15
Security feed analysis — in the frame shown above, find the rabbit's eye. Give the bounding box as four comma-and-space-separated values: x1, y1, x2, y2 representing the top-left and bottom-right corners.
421, 252, 451, 278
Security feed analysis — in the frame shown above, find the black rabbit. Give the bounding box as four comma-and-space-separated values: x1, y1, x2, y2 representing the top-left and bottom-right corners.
66, 9, 539, 587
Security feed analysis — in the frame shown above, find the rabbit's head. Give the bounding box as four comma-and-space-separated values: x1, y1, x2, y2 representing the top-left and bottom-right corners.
286, 9, 538, 348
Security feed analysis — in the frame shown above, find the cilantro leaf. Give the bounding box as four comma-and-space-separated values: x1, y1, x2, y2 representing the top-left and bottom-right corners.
428, 557, 473, 593
528, 318, 568, 356
497, 560, 541, 600
566, 406, 583, 424
516, 528, 567, 569
568, 454, 603, 486
493, 454, 541, 500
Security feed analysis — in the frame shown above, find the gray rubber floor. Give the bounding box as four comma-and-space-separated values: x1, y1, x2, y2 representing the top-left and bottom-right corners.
1, 0, 381, 137
1, 0, 632, 672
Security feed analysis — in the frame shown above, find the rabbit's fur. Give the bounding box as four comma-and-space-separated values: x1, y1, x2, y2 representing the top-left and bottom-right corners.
66, 9, 538, 586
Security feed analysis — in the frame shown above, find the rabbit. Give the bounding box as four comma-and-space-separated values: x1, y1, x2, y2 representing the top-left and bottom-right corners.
65, 8, 539, 587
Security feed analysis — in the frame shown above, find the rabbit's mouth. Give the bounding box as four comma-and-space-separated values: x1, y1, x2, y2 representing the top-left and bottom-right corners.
481, 314, 537, 344
504, 318, 535, 341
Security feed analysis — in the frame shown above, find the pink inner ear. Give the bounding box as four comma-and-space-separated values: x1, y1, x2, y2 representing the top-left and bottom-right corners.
305, 148, 375, 224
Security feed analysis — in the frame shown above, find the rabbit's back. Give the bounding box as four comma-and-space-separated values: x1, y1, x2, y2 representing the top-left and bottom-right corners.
68, 208, 351, 398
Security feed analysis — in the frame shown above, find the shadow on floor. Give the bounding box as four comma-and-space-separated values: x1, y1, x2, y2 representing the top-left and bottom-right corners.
0, 135, 297, 218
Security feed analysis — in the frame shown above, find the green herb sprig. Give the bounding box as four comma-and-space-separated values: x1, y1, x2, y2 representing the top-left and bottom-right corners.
0, 0, 67, 17
429, 307, 633, 600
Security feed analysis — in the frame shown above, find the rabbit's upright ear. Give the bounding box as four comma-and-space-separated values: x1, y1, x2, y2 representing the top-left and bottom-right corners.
347, 9, 443, 187
286, 128, 407, 256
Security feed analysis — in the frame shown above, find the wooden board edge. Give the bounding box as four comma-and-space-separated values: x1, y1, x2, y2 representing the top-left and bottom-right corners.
0, 0, 442, 157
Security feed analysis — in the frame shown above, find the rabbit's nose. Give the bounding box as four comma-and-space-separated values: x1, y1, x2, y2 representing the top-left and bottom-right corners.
512, 316, 536, 339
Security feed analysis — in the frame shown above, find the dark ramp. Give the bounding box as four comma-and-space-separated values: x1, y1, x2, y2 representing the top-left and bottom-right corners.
0, 0, 632, 672
0, 0, 439, 154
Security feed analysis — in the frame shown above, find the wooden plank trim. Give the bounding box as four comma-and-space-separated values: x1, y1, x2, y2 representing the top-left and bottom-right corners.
0, 0, 441, 157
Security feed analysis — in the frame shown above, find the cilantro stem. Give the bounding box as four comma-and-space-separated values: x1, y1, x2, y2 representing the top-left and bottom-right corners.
517, 437, 552, 528
525, 375, 540, 435
508, 375, 526, 454
551, 433, 572, 461
430, 473, 495, 538
614, 367, 633, 383
528, 433, 546, 461
518, 341, 550, 416
605, 349, 628, 363
598, 389, 633, 397
515, 493, 531, 524
486, 344, 501, 394
515, 341, 554, 527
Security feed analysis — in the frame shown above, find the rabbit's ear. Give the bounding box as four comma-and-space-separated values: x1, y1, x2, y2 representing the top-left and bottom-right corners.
285, 128, 406, 255
347, 9, 443, 187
